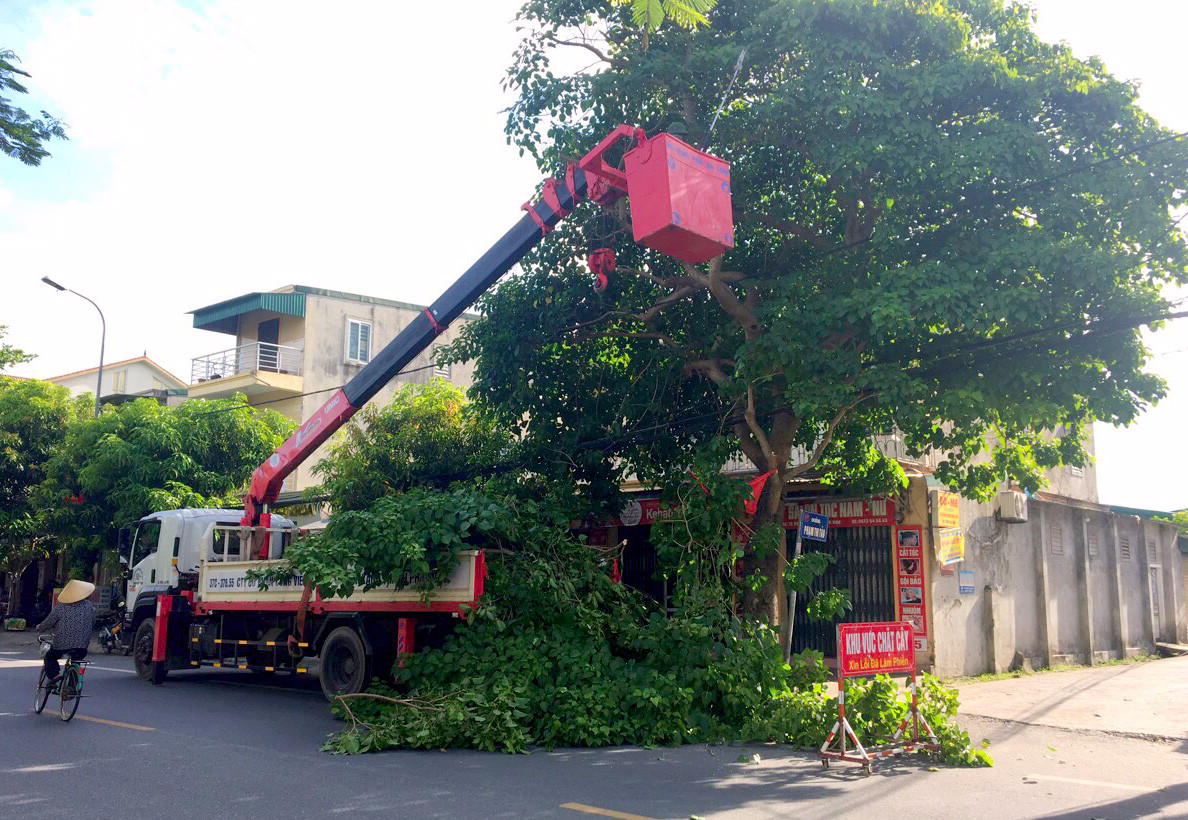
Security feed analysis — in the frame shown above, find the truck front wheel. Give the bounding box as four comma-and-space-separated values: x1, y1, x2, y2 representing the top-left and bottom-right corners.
132, 620, 167, 685
319, 626, 370, 701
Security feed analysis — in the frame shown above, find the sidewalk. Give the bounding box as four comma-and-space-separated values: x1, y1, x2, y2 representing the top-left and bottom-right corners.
954, 655, 1188, 741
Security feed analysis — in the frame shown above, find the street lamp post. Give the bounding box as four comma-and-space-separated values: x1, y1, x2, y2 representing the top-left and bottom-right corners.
41, 276, 106, 418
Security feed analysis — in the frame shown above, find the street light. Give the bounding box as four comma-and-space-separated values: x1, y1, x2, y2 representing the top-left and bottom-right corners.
41, 276, 106, 418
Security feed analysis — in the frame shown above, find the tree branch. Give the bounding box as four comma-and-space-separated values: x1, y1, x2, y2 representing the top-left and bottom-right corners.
745, 384, 775, 465
785, 396, 873, 480
544, 34, 625, 68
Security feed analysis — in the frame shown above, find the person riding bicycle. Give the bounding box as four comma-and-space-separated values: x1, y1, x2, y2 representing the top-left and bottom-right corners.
35, 579, 96, 686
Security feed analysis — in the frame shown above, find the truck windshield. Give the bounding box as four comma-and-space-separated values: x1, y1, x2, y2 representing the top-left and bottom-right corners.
133, 520, 161, 564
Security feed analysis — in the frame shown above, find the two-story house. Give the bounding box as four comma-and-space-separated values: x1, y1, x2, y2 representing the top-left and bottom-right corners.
186, 285, 475, 494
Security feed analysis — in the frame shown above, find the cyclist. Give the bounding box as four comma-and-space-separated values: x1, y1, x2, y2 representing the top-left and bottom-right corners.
35, 579, 96, 687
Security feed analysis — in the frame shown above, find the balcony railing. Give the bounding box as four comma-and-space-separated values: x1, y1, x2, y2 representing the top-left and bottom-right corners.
191, 342, 303, 384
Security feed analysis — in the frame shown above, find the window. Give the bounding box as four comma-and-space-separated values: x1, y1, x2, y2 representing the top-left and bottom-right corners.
346, 319, 371, 365
1119, 537, 1132, 562
1070, 465, 1084, 478
132, 519, 161, 564
433, 345, 451, 378
111, 369, 127, 393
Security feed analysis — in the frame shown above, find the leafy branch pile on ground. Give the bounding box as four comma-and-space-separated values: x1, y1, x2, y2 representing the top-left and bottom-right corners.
320, 508, 989, 766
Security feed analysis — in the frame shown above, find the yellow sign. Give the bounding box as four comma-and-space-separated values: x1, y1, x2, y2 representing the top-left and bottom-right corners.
934, 491, 961, 529
936, 528, 965, 565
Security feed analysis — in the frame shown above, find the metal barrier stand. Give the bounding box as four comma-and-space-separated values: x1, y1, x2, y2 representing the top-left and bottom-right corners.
819, 622, 940, 775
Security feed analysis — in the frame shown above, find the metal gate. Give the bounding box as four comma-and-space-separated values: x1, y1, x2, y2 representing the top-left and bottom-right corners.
790, 525, 895, 657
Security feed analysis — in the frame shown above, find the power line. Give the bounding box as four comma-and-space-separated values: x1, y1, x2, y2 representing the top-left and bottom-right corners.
182, 363, 440, 419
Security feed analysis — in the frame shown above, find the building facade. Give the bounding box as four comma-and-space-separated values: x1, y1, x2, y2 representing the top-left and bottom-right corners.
603, 427, 1185, 676
44, 356, 187, 407
186, 285, 475, 493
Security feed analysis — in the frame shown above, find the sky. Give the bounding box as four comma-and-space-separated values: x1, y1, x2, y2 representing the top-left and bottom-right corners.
1, 0, 1185, 510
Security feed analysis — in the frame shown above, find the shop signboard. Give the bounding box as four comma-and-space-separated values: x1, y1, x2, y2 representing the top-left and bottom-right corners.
610, 498, 680, 527
783, 497, 894, 528
894, 525, 928, 650
932, 490, 961, 529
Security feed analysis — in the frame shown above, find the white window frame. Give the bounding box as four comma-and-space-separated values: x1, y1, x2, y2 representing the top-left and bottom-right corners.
344, 318, 372, 365
432, 345, 451, 379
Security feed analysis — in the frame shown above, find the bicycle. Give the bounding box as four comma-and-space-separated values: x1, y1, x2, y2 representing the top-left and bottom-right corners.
34, 634, 89, 722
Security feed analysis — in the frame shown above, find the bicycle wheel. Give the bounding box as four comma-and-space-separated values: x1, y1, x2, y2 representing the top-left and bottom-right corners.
34, 669, 50, 714
59, 668, 81, 722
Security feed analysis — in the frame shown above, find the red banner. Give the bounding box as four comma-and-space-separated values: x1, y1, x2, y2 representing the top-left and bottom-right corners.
837, 621, 915, 678
784, 497, 894, 528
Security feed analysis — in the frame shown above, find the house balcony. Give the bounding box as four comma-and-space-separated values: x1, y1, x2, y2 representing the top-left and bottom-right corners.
188, 342, 304, 403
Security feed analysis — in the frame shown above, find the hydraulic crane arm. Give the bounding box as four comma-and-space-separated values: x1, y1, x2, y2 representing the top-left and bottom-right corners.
241, 125, 735, 525
241, 127, 652, 525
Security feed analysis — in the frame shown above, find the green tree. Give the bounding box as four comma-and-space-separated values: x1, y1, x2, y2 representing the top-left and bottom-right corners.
449, 0, 1188, 627
33, 395, 295, 573
313, 380, 510, 511
0, 378, 89, 614
0, 49, 67, 166
0, 326, 34, 373
260, 381, 516, 598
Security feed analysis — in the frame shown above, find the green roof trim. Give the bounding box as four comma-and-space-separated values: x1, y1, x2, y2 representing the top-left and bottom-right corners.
190, 292, 306, 335
1106, 503, 1178, 520
190, 284, 480, 336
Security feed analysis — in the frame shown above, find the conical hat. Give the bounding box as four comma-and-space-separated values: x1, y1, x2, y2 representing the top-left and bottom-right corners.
58, 579, 96, 605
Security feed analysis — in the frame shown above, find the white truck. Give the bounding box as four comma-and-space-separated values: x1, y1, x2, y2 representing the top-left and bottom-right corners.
121, 508, 484, 699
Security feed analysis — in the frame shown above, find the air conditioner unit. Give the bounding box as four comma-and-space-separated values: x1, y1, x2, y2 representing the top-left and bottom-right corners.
995, 490, 1028, 524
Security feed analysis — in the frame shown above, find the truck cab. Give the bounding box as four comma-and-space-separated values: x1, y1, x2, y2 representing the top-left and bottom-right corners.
122, 508, 294, 634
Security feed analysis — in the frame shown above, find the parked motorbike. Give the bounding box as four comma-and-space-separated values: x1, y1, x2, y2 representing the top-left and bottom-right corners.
97, 599, 130, 655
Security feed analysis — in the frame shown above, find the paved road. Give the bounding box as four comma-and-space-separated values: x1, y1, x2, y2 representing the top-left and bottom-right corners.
957, 655, 1188, 741
1, 635, 1185, 819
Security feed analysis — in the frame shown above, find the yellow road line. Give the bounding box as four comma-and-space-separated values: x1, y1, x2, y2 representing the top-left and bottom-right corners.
559, 803, 659, 820
1025, 774, 1154, 793
75, 715, 155, 732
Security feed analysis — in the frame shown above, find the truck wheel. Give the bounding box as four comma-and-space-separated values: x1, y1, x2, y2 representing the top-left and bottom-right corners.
133, 620, 167, 685
319, 626, 370, 701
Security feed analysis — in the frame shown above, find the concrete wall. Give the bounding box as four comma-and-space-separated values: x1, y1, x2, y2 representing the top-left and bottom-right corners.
925, 486, 1185, 677
289, 292, 476, 491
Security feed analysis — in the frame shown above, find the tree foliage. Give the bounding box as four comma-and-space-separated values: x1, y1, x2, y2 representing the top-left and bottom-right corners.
449, 0, 1188, 621
0, 378, 89, 592
33, 395, 295, 566
312, 380, 510, 511
0, 50, 67, 166
0, 326, 34, 373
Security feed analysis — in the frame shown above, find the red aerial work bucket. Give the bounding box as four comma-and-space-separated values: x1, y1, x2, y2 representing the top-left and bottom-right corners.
623, 134, 734, 264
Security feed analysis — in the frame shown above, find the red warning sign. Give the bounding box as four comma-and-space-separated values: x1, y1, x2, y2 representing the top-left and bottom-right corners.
836, 621, 915, 678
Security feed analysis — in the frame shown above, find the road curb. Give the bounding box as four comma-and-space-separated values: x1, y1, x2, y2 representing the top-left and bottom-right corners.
961, 712, 1184, 745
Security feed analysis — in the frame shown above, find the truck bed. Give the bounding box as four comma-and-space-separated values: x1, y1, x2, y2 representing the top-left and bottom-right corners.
193, 550, 485, 616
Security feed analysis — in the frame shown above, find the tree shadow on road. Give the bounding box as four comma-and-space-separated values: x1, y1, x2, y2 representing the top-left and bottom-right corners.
1037, 782, 1188, 819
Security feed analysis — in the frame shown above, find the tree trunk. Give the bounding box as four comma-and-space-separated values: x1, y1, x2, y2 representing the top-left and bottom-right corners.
740, 478, 788, 633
